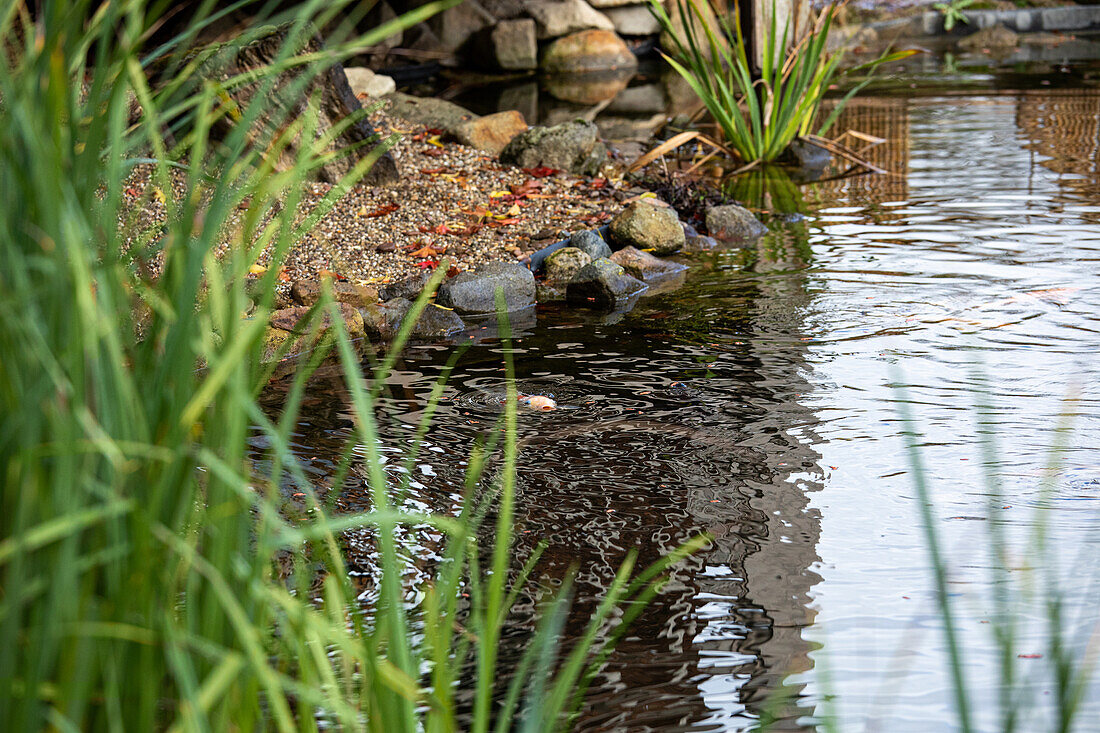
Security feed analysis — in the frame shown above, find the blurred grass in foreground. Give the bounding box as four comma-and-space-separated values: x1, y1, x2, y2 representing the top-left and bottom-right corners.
0, 1, 701, 729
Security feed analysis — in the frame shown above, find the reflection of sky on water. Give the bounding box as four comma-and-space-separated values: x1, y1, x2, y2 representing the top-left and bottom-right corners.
797, 94, 1100, 731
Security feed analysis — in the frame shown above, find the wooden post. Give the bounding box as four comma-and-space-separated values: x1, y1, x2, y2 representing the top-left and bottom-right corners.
744, 0, 811, 71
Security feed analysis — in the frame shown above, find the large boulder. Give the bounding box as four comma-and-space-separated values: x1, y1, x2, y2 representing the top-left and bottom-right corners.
499, 120, 608, 175
610, 245, 688, 281
705, 204, 768, 244
343, 67, 396, 99
541, 29, 638, 74
385, 92, 479, 135
523, 0, 614, 39
569, 229, 612, 259
379, 271, 432, 302
543, 246, 592, 282
608, 201, 685, 255
455, 111, 529, 155
567, 258, 647, 309
435, 261, 536, 314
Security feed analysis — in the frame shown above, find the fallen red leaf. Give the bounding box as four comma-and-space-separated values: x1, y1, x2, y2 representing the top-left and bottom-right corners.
522, 166, 559, 178
446, 265, 460, 278
421, 148, 444, 157
409, 244, 445, 259
589, 178, 608, 189
317, 269, 346, 281
364, 203, 400, 218
415, 260, 439, 269
420, 167, 447, 175
425, 127, 445, 135
450, 224, 482, 236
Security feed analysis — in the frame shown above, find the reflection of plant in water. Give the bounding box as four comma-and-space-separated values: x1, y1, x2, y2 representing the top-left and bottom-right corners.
934, 0, 976, 32
724, 165, 805, 213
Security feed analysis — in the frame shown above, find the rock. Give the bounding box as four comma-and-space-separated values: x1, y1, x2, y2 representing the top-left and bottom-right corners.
544, 246, 592, 282
536, 282, 567, 302
783, 138, 831, 174
523, 0, 614, 39
587, 0, 639, 7
343, 67, 396, 99
379, 272, 432, 302
567, 258, 647, 309
499, 120, 608, 175
569, 229, 612, 259
543, 68, 632, 105
435, 261, 536, 314
610, 245, 688, 281
290, 279, 379, 308
605, 83, 667, 114
596, 113, 665, 141
360, 1, 403, 51
682, 234, 721, 252
608, 201, 685, 255
603, 4, 661, 35
705, 204, 768, 243
959, 24, 1019, 51
381, 298, 466, 338
541, 29, 638, 74
385, 92, 479, 135
454, 111, 529, 155
489, 18, 538, 69
263, 303, 366, 361
430, 0, 495, 53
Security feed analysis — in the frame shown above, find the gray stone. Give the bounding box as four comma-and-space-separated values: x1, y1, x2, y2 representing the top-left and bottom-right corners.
608, 201, 685, 255
499, 120, 608, 175
544, 246, 592, 282
361, 1, 402, 51
705, 204, 768, 243
609, 245, 688, 281
596, 113, 665, 141
541, 29, 638, 74
783, 138, 831, 173
569, 229, 612, 259
435, 261, 536, 314
959, 24, 1019, 51
602, 4, 660, 36
682, 234, 721, 252
430, 0, 495, 53
380, 298, 466, 338
385, 93, 479, 135
567, 258, 648, 309
499, 82, 539, 123
379, 272, 432, 302
491, 18, 538, 69
343, 67, 396, 99
523, 0, 614, 39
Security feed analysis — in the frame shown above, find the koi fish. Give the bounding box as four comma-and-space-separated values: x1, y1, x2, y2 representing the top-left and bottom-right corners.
518, 394, 557, 411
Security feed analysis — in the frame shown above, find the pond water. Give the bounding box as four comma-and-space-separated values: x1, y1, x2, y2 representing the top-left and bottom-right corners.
265, 81, 1100, 730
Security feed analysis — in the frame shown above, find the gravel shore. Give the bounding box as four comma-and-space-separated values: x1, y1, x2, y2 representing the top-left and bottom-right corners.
122, 109, 640, 292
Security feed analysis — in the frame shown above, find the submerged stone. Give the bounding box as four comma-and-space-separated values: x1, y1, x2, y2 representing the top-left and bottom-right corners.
610, 245, 688, 281
705, 204, 768, 244
567, 257, 647, 309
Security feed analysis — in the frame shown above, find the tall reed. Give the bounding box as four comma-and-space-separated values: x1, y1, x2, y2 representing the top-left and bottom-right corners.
648, 0, 911, 164
0, 1, 701, 730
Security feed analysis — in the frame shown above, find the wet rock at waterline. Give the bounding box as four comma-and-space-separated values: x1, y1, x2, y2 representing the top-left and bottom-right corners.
610, 246, 688, 281
540, 29, 638, 74
455, 111, 529, 155
608, 201, 685, 255
783, 138, 831, 174
569, 229, 612, 260
290, 279, 379, 308
343, 67, 396, 99
544, 246, 593, 282
567, 258, 647, 309
499, 120, 608, 175
682, 234, 721, 252
380, 298, 467, 338
705, 204, 768, 244
435, 261, 536, 314
536, 282, 567, 302
262, 303, 365, 361
523, 0, 614, 39
959, 24, 1019, 52
384, 92, 478, 136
